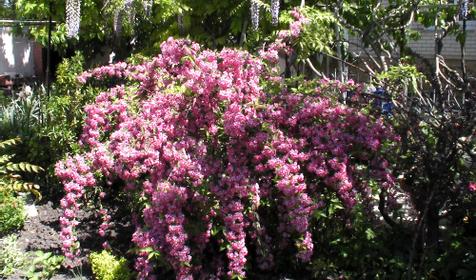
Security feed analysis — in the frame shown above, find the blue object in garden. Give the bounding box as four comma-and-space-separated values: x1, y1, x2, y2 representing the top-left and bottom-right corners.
371, 86, 384, 108
374, 87, 385, 96
382, 101, 394, 116
370, 86, 393, 116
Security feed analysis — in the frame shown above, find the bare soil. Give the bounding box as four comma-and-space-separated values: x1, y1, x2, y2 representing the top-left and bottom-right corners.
6, 201, 134, 279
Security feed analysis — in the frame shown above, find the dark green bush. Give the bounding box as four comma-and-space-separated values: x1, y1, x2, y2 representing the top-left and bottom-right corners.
0, 190, 25, 234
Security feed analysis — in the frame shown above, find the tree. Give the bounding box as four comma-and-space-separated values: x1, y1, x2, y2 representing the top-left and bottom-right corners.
11, 0, 335, 59
328, 0, 476, 277
0, 0, 16, 18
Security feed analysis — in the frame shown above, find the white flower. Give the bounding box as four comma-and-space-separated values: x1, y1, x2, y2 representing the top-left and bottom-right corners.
66, 0, 81, 38
271, 0, 280, 26
250, 1, 260, 30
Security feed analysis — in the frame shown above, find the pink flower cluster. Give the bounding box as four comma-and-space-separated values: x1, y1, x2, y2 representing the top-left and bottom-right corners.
77, 62, 129, 83
469, 182, 476, 192
97, 208, 110, 238
56, 12, 397, 279
259, 8, 309, 63
55, 156, 95, 267
289, 8, 310, 37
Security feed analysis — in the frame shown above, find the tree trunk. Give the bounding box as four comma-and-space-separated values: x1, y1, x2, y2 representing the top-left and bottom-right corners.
426, 198, 439, 255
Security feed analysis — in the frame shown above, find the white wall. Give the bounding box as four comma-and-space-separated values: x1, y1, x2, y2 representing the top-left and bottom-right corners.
0, 27, 36, 77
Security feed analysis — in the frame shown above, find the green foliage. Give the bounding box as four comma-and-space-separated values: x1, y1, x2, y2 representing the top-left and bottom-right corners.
310, 190, 408, 279
377, 63, 425, 84
415, 0, 473, 47
42, 52, 90, 156
14, 0, 68, 50
136, 0, 251, 53
0, 190, 25, 234
0, 87, 49, 180
0, 240, 64, 279
417, 0, 459, 28
0, 234, 27, 277
0, 87, 43, 140
14, 0, 125, 50
46, 59, 95, 147
26, 251, 64, 280
89, 250, 132, 280
425, 228, 476, 280
1, 53, 98, 200
37, 52, 99, 188
0, 138, 43, 199
0, 0, 15, 18
376, 63, 427, 101
290, 7, 337, 60
11, 0, 311, 55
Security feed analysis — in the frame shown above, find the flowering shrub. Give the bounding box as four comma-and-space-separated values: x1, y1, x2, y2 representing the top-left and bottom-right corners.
56, 9, 398, 279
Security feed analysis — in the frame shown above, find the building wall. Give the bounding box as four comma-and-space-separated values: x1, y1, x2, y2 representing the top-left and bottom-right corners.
408, 21, 476, 60
0, 27, 38, 77
348, 21, 476, 60
347, 20, 476, 82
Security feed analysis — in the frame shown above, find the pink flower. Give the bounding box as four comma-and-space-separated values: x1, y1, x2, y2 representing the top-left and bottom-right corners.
469, 182, 476, 192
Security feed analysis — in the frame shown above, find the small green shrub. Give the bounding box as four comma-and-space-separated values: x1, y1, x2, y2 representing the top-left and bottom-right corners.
39, 52, 100, 194
89, 250, 132, 280
43, 52, 98, 158
26, 251, 64, 280
0, 190, 25, 234
0, 234, 27, 277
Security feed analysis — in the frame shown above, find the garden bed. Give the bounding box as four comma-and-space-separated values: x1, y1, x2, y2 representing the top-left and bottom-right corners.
2, 200, 133, 279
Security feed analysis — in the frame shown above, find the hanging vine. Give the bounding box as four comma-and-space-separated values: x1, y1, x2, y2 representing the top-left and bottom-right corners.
250, 0, 281, 30
66, 0, 146, 38
250, 0, 260, 30
66, 0, 81, 38
271, 0, 280, 25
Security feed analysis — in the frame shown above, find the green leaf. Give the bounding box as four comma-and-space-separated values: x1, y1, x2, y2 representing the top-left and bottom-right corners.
365, 228, 376, 240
